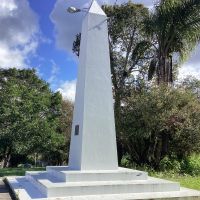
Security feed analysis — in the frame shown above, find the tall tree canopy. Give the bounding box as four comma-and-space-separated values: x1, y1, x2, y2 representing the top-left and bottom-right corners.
121, 85, 200, 168
0, 69, 64, 168
145, 0, 200, 84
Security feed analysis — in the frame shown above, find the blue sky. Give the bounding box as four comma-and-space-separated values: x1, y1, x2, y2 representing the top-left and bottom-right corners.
28, 0, 77, 91
0, 0, 199, 101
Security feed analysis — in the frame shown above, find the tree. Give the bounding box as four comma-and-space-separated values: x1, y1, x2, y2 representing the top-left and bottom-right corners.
180, 76, 200, 99
145, 0, 200, 84
73, 2, 151, 162
58, 100, 73, 164
121, 85, 200, 168
40, 99, 73, 166
0, 68, 64, 168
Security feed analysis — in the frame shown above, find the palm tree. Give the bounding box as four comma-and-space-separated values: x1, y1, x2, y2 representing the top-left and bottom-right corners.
145, 0, 200, 84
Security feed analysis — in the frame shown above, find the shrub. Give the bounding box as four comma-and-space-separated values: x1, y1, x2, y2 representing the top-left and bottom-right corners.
121, 86, 200, 168
181, 154, 200, 176
159, 156, 181, 173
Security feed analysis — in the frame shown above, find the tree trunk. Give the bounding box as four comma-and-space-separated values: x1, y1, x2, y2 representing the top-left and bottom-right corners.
1, 147, 11, 168
158, 55, 173, 85
154, 138, 162, 169
159, 56, 166, 84
114, 90, 123, 164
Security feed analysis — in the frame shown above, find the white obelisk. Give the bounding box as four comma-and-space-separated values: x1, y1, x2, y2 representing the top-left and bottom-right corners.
69, 0, 118, 171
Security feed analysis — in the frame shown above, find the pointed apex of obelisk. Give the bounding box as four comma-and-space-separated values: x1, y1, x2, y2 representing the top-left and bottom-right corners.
88, 0, 106, 16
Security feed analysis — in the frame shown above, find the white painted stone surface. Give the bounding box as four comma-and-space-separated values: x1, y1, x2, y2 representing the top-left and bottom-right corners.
7, 175, 200, 200
46, 167, 148, 182
10, 167, 181, 199
25, 176, 180, 198
69, 0, 118, 170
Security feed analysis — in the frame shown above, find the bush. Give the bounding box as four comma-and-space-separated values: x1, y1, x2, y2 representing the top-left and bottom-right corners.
159, 156, 181, 173
121, 154, 135, 168
158, 154, 200, 176
121, 86, 200, 168
181, 154, 200, 176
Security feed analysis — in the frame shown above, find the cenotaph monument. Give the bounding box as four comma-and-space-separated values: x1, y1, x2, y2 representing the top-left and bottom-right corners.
68, 0, 118, 171
7, 0, 200, 199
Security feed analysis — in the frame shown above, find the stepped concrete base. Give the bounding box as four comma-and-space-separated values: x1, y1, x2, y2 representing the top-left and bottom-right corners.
6, 167, 200, 200
46, 166, 148, 182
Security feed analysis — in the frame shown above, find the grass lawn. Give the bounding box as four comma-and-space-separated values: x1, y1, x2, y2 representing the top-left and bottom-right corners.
151, 172, 200, 191
0, 167, 45, 177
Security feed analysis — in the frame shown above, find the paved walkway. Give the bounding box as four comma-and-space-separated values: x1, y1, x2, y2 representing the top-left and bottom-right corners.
0, 179, 12, 200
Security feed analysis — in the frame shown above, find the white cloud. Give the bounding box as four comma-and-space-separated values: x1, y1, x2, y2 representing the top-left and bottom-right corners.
178, 45, 200, 80
57, 80, 76, 101
47, 60, 61, 91
0, 0, 40, 69
0, 43, 24, 68
48, 60, 60, 84
0, 0, 17, 17
179, 64, 200, 80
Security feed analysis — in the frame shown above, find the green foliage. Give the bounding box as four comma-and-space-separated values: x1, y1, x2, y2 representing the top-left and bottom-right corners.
144, 0, 200, 83
181, 154, 200, 176
159, 156, 181, 173
59, 100, 73, 163
121, 154, 134, 168
103, 2, 151, 88
0, 68, 64, 167
102, 2, 152, 163
121, 86, 200, 168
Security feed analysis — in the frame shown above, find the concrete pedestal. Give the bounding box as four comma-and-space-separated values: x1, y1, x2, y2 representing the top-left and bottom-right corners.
7, 166, 200, 200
